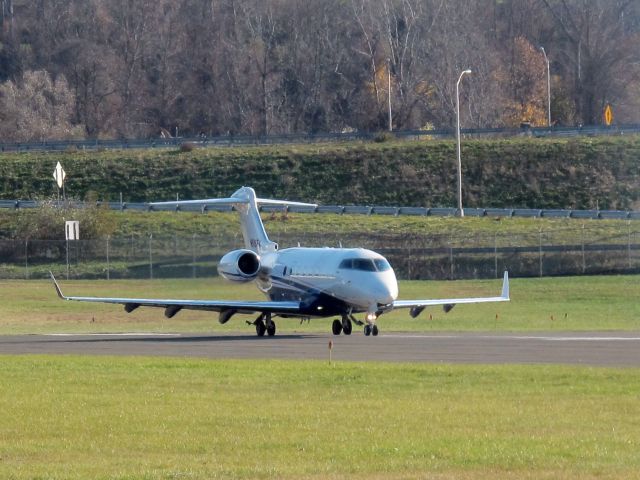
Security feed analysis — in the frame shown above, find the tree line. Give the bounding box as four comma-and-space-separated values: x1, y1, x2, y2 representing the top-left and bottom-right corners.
0, 0, 638, 142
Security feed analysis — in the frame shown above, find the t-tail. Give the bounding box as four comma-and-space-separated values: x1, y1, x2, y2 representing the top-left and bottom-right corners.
150, 187, 316, 254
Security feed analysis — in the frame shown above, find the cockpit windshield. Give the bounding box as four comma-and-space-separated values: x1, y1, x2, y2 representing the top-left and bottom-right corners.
374, 258, 392, 271
339, 257, 392, 272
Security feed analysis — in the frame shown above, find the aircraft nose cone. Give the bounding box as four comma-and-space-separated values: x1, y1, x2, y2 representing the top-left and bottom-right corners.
374, 279, 397, 306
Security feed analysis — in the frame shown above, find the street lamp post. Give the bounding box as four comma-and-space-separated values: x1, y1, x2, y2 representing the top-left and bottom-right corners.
456, 69, 471, 218
540, 46, 551, 127
387, 58, 393, 132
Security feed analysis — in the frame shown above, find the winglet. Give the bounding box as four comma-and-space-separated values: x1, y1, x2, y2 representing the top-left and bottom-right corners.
49, 271, 67, 300
501, 271, 510, 300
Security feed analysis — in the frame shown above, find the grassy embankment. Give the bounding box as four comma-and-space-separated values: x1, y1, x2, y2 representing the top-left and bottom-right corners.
1, 355, 638, 479
2, 206, 636, 240
1, 136, 638, 279
1, 135, 639, 210
1, 274, 637, 334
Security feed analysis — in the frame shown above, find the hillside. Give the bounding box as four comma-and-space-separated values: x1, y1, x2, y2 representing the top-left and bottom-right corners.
1, 136, 639, 210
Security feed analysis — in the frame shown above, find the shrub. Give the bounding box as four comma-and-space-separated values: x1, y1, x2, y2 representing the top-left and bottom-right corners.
373, 131, 395, 143
11, 201, 116, 240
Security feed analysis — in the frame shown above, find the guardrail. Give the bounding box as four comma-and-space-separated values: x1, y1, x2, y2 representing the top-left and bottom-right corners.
1, 199, 638, 220
0, 123, 639, 153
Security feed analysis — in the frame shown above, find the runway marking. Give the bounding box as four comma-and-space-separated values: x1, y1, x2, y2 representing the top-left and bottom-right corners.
42, 333, 640, 342
45, 333, 182, 337
516, 336, 640, 342
385, 334, 640, 341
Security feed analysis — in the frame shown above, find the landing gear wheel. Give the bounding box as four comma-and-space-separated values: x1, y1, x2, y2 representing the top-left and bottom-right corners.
341, 317, 352, 335
266, 320, 276, 336
372, 325, 379, 336
255, 318, 266, 337
332, 319, 343, 335
364, 324, 372, 336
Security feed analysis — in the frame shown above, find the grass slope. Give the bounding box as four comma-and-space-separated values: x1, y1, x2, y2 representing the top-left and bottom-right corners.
1, 207, 636, 239
1, 135, 639, 209
0, 356, 638, 479
0, 275, 638, 334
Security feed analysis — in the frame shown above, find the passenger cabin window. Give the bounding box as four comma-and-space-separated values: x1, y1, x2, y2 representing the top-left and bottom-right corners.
339, 258, 391, 272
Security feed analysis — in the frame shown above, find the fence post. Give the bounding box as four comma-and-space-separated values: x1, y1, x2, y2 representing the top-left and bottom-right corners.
629, 221, 632, 270
407, 236, 412, 280
149, 234, 153, 280
538, 229, 543, 278
192, 233, 196, 279
494, 233, 498, 279
449, 236, 454, 280
24, 239, 28, 280
581, 224, 586, 274
66, 238, 70, 280
106, 235, 110, 280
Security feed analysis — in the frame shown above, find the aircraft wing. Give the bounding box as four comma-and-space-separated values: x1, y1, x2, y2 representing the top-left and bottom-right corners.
392, 271, 510, 317
49, 272, 302, 318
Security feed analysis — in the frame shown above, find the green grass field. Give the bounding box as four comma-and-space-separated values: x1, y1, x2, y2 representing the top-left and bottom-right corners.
1, 356, 638, 479
1, 275, 639, 479
0, 274, 638, 334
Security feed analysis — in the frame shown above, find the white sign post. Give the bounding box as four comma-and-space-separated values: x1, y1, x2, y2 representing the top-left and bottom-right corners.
65, 221, 79, 241
53, 161, 66, 204
65, 221, 79, 279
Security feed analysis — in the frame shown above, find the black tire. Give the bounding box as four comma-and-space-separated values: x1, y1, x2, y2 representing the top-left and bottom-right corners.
332, 319, 343, 335
372, 324, 379, 336
267, 321, 276, 336
364, 324, 372, 336
342, 318, 352, 335
256, 320, 266, 337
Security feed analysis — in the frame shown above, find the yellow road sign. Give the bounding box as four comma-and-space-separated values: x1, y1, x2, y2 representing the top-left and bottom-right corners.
604, 104, 613, 126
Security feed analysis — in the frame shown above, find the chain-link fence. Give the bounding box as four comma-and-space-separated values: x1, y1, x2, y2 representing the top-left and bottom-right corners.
1, 226, 638, 281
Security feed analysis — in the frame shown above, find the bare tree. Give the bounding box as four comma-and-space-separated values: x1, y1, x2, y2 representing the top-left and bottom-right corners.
0, 70, 84, 141
0, 0, 638, 141
540, 0, 640, 124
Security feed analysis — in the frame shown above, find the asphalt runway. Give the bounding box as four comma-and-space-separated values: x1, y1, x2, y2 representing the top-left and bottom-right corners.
1, 331, 639, 366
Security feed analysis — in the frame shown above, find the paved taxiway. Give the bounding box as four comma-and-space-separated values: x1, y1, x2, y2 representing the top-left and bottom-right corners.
1, 331, 639, 366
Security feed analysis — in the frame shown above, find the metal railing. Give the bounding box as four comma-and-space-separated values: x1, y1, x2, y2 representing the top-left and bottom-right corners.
1, 199, 638, 220
1, 123, 639, 153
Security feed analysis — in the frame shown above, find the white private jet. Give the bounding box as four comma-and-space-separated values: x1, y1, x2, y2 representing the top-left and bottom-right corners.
50, 186, 509, 336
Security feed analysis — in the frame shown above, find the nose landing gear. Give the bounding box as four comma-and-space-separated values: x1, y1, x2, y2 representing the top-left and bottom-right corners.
363, 324, 379, 336
364, 311, 379, 336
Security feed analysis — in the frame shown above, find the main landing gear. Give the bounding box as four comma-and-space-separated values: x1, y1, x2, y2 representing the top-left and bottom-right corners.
249, 313, 276, 337
331, 315, 353, 336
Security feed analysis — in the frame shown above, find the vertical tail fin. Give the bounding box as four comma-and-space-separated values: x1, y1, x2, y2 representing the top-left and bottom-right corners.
231, 187, 276, 253
150, 187, 316, 254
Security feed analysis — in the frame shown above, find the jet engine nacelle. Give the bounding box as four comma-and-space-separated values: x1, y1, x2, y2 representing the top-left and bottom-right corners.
218, 249, 261, 282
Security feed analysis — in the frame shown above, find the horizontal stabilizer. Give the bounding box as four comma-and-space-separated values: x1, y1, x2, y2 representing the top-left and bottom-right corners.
150, 191, 316, 209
